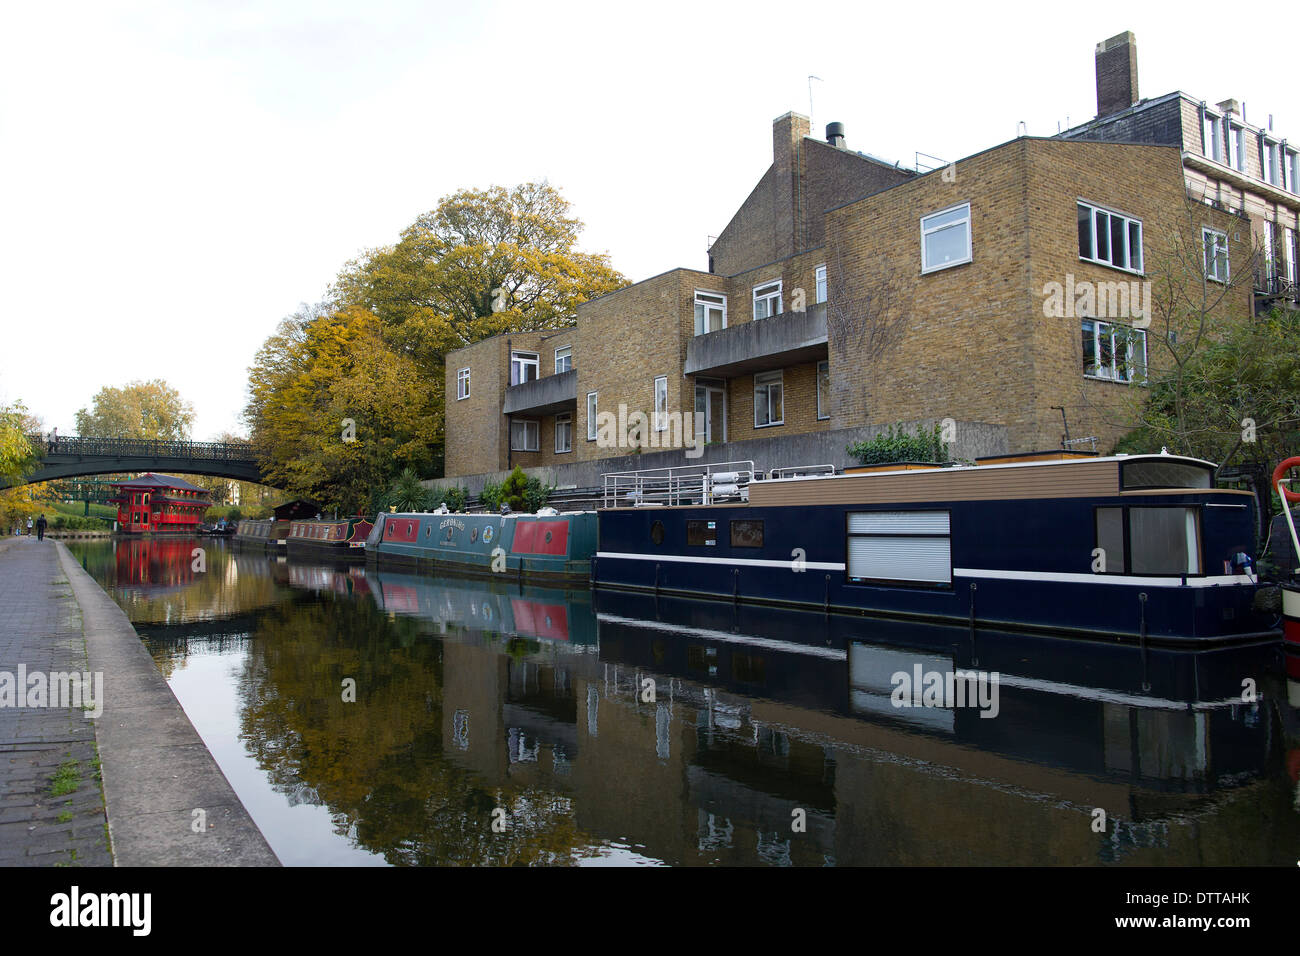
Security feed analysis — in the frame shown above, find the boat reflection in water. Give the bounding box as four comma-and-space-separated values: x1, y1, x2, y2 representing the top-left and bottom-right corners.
69, 535, 1300, 865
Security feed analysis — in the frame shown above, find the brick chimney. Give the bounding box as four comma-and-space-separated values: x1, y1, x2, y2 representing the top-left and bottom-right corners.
1095, 31, 1139, 118
772, 111, 810, 260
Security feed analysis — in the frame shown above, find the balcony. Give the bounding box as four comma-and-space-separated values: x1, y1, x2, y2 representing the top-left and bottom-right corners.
502, 368, 577, 416
685, 302, 828, 378
1253, 272, 1300, 314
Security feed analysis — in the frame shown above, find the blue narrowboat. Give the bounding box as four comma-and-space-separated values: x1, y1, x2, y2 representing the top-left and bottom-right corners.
366, 510, 598, 585
592, 453, 1279, 647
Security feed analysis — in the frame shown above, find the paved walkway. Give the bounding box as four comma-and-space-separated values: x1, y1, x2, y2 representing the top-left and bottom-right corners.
0, 537, 113, 866
0, 537, 279, 866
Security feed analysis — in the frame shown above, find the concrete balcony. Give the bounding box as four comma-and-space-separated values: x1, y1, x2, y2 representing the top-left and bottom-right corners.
684, 303, 828, 378
502, 368, 577, 416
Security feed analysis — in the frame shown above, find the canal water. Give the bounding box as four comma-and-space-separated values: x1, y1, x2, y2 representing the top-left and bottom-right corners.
68, 536, 1300, 866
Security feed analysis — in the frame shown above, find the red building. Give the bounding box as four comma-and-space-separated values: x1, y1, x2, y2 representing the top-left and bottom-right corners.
109, 473, 212, 534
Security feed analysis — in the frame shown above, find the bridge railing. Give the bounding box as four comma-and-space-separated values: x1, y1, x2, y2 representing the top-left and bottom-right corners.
26, 434, 257, 462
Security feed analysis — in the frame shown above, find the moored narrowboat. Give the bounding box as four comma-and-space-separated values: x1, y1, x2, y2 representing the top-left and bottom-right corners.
286, 516, 374, 559
366, 510, 597, 585
592, 452, 1280, 647
1272, 456, 1300, 651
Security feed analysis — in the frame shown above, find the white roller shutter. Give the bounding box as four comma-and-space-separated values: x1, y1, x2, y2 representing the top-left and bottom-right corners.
847, 511, 951, 585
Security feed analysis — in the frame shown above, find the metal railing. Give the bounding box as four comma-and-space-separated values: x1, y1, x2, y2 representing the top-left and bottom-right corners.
26, 434, 256, 462
602, 460, 760, 508
767, 464, 835, 479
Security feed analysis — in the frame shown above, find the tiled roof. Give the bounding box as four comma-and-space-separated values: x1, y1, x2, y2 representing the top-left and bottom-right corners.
108, 473, 210, 493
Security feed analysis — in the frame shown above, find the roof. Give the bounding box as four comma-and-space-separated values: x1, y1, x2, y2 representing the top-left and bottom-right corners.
108, 473, 210, 492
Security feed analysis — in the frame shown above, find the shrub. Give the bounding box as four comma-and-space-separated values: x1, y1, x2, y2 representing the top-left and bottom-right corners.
847, 423, 949, 466
423, 484, 468, 513
478, 466, 552, 513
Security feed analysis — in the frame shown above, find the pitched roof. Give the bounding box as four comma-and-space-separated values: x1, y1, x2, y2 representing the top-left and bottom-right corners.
109, 473, 210, 492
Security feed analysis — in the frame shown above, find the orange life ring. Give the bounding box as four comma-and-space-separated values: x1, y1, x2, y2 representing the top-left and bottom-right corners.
1273, 457, 1300, 503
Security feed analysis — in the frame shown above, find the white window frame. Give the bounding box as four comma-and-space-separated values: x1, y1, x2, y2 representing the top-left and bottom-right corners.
1078, 200, 1143, 274
654, 376, 668, 431
814, 264, 827, 304
1264, 140, 1282, 187
752, 281, 782, 320
816, 360, 830, 420
1229, 123, 1245, 172
1082, 319, 1147, 384
920, 202, 972, 274
586, 391, 598, 441
1203, 111, 1222, 162
694, 290, 727, 336
510, 351, 539, 386
754, 371, 784, 428
1287, 150, 1299, 195
456, 367, 470, 401
510, 418, 539, 452
555, 413, 572, 454
1202, 227, 1229, 282
554, 345, 572, 374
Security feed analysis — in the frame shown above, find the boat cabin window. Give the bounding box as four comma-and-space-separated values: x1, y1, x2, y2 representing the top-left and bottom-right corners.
687, 520, 717, 547
730, 520, 764, 548
1121, 460, 1212, 490
846, 511, 951, 587
1094, 506, 1201, 575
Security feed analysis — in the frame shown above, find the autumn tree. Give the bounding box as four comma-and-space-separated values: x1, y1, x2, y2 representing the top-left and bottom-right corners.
244, 305, 441, 513
75, 379, 195, 440
246, 182, 626, 506
333, 181, 627, 371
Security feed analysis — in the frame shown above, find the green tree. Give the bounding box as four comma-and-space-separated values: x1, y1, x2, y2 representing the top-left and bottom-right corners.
333, 181, 627, 370
74, 379, 195, 439
0, 400, 38, 483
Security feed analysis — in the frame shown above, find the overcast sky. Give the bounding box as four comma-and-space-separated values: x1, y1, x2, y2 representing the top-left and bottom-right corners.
1, 0, 1293, 439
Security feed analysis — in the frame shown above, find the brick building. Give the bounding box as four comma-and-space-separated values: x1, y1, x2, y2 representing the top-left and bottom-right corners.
445, 31, 1285, 482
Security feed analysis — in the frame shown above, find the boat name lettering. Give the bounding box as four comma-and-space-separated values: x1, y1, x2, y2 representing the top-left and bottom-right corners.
439, 518, 465, 532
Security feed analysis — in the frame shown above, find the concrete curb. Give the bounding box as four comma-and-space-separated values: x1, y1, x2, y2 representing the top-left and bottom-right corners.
54, 542, 280, 866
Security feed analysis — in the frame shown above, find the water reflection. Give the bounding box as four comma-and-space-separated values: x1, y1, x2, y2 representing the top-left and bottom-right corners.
66, 538, 1300, 866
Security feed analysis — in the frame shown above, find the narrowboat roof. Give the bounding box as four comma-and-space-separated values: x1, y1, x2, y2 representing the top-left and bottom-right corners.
748, 452, 1228, 508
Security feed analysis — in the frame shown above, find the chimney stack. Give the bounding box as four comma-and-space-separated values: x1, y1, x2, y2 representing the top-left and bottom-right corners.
1095, 31, 1139, 118
825, 122, 846, 148
772, 112, 811, 261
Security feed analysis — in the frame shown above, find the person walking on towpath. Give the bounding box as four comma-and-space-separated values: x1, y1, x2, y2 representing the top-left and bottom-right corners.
35, 514, 47, 542
25, 516, 32, 536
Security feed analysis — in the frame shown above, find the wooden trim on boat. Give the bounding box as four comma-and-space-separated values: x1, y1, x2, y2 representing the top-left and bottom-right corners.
749, 460, 1119, 507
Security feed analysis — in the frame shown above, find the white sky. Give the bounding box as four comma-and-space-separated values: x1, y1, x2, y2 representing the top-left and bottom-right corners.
1, 0, 1293, 440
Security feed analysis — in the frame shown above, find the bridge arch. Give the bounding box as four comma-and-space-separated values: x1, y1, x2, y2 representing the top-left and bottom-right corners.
2, 435, 276, 490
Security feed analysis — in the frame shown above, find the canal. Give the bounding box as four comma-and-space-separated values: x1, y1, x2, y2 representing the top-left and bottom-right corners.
67, 536, 1300, 866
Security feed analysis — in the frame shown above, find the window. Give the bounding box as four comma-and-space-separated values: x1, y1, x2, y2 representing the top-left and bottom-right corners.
1082, 319, 1147, 383
1203, 227, 1229, 282
754, 371, 783, 427
694, 291, 726, 335
1077, 201, 1143, 273
753, 281, 782, 320
1286, 228, 1298, 284
554, 346, 572, 374
686, 520, 717, 547
510, 419, 539, 451
555, 413, 572, 453
847, 511, 951, 587
730, 520, 764, 548
1094, 506, 1202, 575
654, 376, 668, 431
1229, 124, 1245, 171
586, 392, 598, 441
456, 367, 470, 400
920, 202, 971, 273
1121, 461, 1211, 491
1287, 151, 1299, 194
816, 360, 830, 420
1265, 141, 1282, 186
814, 264, 827, 304
1203, 112, 1222, 162
510, 351, 539, 386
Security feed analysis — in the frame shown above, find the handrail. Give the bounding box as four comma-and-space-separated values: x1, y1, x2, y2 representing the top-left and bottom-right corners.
25, 433, 256, 462
602, 460, 759, 508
